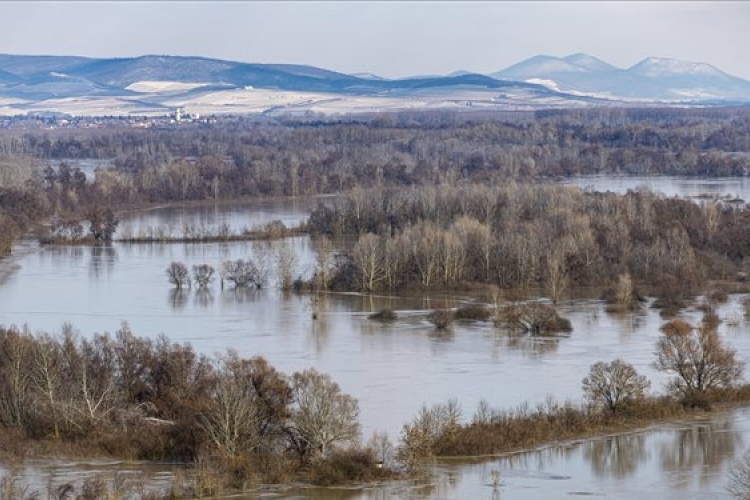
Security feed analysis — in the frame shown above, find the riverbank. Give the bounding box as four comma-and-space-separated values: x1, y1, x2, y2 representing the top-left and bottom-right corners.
401, 387, 750, 466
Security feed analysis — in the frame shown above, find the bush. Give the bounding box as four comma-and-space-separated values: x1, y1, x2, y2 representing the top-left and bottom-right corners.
308, 448, 389, 486
496, 302, 572, 334
428, 309, 454, 330
453, 304, 492, 321
368, 309, 397, 321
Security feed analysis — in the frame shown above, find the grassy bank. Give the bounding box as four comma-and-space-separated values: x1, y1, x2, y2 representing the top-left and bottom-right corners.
401, 386, 750, 465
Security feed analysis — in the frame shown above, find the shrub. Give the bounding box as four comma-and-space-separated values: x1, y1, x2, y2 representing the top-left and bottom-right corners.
309, 448, 389, 486
428, 309, 454, 330
368, 309, 397, 321
453, 304, 492, 321
496, 302, 572, 334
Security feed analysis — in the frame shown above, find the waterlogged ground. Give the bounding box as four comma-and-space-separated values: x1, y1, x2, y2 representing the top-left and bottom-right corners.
2, 184, 750, 498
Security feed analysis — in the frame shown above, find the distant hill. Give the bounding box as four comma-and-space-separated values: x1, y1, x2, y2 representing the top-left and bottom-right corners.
0, 52, 748, 116
0, 53, 558, 99
492, 53, 750, 101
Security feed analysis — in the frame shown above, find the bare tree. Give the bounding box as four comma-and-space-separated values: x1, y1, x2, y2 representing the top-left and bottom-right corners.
367, 431, 395, 469
582, 359, 650, 413
545, 249, 568, 304
352, 233, 384, 292
655, 319, 744, 400
289, 368, 360, 458
87, 208, 119, 242
313, 236, 335, 290
192, 264, 215, 289
220, 259, 263, 289
166, 262, 191, 290
275, 243, 297, 291
200, 354, 261, 458
31, 334, 63, 439
0, 328, 33, 428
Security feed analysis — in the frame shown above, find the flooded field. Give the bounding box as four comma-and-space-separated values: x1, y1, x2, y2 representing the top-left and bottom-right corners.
3, 179, 750, 498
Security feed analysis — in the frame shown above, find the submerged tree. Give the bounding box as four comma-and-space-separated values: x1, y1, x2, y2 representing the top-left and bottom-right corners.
192, 264, 215, 289
87, 208, 119, 242
655, 319, 743, 402
166, 262, 191, 290
220, 259, 264, 289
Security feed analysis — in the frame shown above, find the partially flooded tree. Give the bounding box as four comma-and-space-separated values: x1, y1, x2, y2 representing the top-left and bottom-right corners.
166, 262, 190, 290
275, 243, 297, 291
220, 259, 263, 289
352, 233, 384, 292
192, 264, 215, 289
87, 208, 119, 242
582, 359, 650, 413
655, 319, 744, 402
289, 368, 360, 458
496, 301, 572, 334
313, 235, 335, 291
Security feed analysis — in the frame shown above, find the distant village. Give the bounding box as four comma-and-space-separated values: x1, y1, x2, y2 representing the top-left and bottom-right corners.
0, 108, 219, 130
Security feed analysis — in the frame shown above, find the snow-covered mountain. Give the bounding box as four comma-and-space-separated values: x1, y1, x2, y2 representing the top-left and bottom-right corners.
492, 54, 750, 101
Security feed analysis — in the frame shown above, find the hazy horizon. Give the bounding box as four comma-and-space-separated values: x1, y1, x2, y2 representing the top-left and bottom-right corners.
1, 1, 749, 80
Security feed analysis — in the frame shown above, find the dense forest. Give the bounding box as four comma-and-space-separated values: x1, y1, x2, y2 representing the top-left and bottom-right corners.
1, 108, 750, 285
308, 182, 750, 297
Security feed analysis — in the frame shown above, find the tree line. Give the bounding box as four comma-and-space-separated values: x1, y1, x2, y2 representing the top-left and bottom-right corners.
2, 108, 750, 258
308, 182, 750, 298
0, 323, 387, 488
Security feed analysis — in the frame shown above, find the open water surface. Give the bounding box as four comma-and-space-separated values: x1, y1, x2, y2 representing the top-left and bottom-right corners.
3, 178, 750, 498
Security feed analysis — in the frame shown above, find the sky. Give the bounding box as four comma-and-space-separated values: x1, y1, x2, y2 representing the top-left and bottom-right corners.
2, 1, 750, 80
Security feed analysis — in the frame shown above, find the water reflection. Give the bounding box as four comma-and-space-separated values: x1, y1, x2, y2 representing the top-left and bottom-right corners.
492, 329, 562, 358
88, 245, 116, 278
583, 434, 648, 479
47, 245, 85, 266
659, 418, 741, 488
168, 289, 188, 310
193, 289, 214, 308
308, 294, 331, 355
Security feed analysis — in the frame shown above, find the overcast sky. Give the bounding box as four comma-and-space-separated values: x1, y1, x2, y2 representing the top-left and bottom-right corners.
2, 1, 750, 79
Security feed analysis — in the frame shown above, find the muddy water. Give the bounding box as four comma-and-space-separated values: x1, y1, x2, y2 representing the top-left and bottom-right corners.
2, 186, 750, 498
8, 408, 749, 499
564, 175, 750, 200
1, 238, 746, 438
117, 196, 323, 236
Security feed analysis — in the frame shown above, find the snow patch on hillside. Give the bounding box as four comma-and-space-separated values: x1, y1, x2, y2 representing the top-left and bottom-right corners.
126, 81, 210, 93
525, 78, 560, 91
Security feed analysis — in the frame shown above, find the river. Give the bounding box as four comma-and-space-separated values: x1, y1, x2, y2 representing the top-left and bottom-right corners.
2, 176, 750, 498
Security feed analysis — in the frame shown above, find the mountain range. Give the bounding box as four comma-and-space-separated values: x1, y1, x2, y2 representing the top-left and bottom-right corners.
0, 53, 748, 117
492, 53, 750, 101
